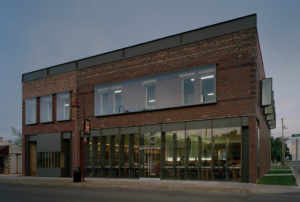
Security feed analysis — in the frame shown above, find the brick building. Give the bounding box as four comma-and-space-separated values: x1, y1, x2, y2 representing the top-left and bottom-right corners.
22, 14, 276, 183
0, 137, 22, 174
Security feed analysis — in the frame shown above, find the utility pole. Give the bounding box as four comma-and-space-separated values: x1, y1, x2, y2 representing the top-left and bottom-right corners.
281, 118, 287, 165
296, 138, 298, 161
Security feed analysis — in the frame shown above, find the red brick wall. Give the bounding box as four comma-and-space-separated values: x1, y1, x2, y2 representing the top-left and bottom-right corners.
22, 71, 80, 174
78, 28, 258, 127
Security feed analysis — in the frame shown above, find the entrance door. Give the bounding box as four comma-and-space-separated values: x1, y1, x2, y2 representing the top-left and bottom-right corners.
143, 148, 160, 178
29, 143, 37, 176
0, 157, 4, 174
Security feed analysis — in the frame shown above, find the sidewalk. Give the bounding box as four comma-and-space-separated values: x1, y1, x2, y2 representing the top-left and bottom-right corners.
1, 174, 300, 194
290, 162, 300, 186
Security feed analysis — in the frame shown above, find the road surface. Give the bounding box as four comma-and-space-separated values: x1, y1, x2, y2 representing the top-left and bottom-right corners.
0, 181, 300, 202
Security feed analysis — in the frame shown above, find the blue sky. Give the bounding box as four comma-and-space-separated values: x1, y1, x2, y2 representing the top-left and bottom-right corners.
0, 0, 299, 141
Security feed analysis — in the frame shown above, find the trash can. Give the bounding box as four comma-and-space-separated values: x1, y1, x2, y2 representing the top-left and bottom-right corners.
73, 167, 81, 183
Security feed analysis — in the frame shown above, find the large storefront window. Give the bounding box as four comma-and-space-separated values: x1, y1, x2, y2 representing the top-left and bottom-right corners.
184, 129, 212, 180
105, 136, 110, 176
95, 64, 216, 116
164, 132, 174, 178
186, 130, 199, 180
228, 129, 241, 180
140, 132, 160, 178
86, 138, 93, 176
212, 127, 241, 180
84, 124, 241, 181
163, 130, 185, 179
85, 137, 101, 177
213, 129, 227, 180
200, 129, 212, 180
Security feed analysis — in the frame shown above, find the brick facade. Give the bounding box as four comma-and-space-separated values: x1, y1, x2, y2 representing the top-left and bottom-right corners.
22, 15, 272, 183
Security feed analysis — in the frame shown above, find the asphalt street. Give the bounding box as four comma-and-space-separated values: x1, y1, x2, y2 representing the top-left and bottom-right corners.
0, 181, 300, 202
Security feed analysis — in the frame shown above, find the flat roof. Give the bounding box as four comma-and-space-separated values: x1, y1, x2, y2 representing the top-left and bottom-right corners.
22, 14, 256, 83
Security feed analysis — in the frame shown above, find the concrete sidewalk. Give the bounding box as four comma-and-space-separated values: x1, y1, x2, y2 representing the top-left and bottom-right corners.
290, 162, 300, 186
1, 174, 300, 194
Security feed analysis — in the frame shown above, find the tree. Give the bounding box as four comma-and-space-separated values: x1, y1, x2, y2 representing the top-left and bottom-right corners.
11, 127, 22, 146
271, 136, 291, 162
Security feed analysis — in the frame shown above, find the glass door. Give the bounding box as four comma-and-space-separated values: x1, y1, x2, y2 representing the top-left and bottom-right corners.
143, 148, 160, 178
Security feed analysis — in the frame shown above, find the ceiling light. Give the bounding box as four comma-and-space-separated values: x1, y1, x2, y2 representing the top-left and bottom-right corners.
201, 75, 214, 80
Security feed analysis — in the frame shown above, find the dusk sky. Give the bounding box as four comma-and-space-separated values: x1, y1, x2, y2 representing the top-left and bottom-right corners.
0, 0, 299, 142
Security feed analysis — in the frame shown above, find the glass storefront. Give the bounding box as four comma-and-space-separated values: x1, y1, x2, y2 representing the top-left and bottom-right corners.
140, 132, 161, 178
85, 125, 242, 181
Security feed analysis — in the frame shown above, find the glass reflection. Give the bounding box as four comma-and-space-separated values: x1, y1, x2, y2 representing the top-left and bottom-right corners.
186, 130, 199, 180
94, 65, 216, 116
228, 128, 241, 180
84, 125, 241, 181
163, 131, 185, 179
183, 78, 195, 105
213, 129, 227, 180
164, 132, 174, 178
200, 128, 212, 180
212, 127, 241, 180
141, 132, 160, 178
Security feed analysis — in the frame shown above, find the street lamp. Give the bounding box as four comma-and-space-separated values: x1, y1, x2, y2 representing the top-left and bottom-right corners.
72, 96, 90, 182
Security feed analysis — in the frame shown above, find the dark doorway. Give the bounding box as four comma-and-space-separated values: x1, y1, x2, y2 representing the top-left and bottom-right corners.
0, 157, 4, 173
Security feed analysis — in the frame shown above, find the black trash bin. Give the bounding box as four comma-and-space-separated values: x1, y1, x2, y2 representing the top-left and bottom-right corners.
73, 167, 81, 183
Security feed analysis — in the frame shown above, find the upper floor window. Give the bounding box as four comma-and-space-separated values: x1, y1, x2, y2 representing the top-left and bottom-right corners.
101, 91, 111, 115
40, 95, 53, 123
146, 84, 156, 109
95, 87, 113, 116
201, 74, 215, 103
94, 64, 216, 116
183, 77, 195, 105
114, 89, 122, 113
25, 98, 37, 125
57, 92, 70, 121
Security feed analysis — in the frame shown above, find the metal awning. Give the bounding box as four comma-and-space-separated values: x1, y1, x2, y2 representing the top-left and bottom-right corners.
0, 145, 9, 155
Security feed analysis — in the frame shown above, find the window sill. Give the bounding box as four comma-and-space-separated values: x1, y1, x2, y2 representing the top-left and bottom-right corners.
56, 119, 71, 122
40, 121, 54, 124
25, 123, 38, 126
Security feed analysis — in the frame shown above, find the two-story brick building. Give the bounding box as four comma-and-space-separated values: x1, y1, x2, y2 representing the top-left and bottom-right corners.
22, 14, 276, 183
